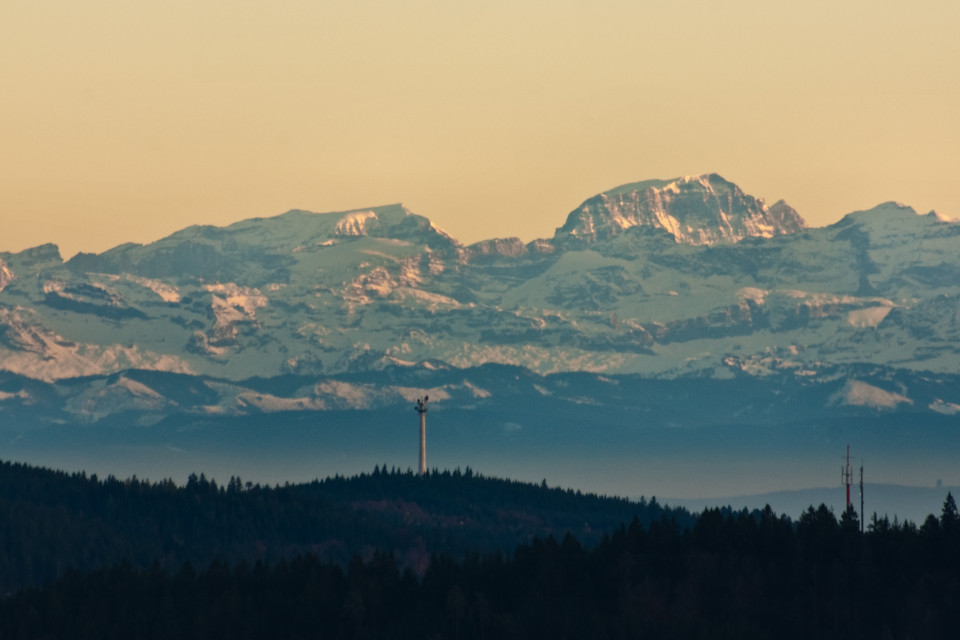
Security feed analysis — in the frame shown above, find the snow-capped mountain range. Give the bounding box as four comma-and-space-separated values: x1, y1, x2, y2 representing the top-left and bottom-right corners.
1, 173, 958, 427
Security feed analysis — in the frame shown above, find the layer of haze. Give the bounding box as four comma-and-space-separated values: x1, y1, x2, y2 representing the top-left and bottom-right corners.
3, 0, 958, 259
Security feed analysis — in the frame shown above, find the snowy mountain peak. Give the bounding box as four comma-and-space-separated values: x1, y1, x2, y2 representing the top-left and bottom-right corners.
856, 201, 917, 215
3, 243, 63, 269
555, 173, 805, 245
830, 202, 960, 252
833, 202, 939, 230
313, 204, 460, 248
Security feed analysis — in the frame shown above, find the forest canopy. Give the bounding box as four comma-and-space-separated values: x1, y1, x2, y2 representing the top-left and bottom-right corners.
1, 460, 958, 639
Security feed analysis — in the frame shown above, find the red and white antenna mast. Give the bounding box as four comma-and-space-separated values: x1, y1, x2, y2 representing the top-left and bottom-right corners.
842, 445, 853, 509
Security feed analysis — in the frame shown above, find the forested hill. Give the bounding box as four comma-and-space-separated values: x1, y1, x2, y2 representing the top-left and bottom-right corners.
4, 498, 960, 639
0, 459, 690, 594
3, 460, 960, 638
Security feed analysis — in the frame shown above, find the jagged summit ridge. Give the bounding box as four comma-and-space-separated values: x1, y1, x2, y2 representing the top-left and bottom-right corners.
555, 173, 805, 245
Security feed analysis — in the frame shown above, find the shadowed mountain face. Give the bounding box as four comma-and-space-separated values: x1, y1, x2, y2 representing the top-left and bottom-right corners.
0, 176, 957, 447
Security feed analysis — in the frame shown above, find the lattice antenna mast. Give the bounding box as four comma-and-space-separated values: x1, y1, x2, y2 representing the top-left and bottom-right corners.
842, 445, 853, 509
415, 395, 429, 476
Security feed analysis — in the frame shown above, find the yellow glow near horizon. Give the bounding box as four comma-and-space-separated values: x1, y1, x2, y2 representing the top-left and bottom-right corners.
2, 1, 958, 258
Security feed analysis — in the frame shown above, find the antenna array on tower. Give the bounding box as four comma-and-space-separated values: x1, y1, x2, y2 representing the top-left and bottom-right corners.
415, 396, 428, 476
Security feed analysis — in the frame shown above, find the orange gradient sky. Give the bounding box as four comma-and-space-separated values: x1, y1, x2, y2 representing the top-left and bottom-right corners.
3, 1, 958, 259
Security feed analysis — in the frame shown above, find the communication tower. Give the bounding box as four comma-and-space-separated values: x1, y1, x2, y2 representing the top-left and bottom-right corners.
842, 445, 853, 509
415, 395, 428, 476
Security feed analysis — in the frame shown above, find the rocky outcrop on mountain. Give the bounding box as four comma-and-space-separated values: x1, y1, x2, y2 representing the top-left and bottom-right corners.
464, 238, 530, 262
555, 174, 805, 245
0, 259, 14, 293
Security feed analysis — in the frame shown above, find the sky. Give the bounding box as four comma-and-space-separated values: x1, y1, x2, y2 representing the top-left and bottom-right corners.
3, 0, 958, 259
